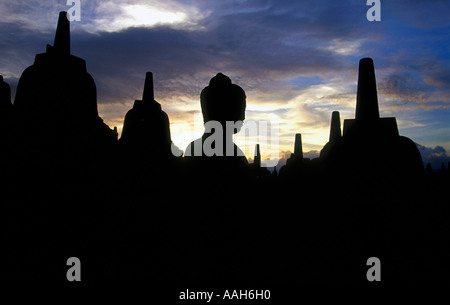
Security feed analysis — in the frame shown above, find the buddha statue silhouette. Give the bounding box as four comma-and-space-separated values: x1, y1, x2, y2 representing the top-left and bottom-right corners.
184, 73, 249, 180
182, 73, 251, 253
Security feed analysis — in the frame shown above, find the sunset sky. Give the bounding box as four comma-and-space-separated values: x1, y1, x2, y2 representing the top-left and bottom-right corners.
0, 0, 449, 168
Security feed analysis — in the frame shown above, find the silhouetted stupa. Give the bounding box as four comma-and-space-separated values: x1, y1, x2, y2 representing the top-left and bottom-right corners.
329, 111, 341, 142
343, 58, 398, 139
15, 12, 102, 123
0, 75, 14, 174
13, 11, 117, 171
119, 72, 173, 158
253, 144, 261, 168
0, 75, 12, 114
321, 58, 423, 181
286, 133, 305, 167
320, 111, 343, 161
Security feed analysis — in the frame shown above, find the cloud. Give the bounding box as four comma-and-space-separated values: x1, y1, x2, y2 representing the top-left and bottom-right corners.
0, 0, 208, 33
87, 0, 208, 33
378, 70, 433, 104
384, 0, 450, 29
327, 39, 363, 56
304, 150, 320, 159
0, 0, 388, 106
416, 143, 449, 171
0, 1, 63, 30
1, 0, 449, 155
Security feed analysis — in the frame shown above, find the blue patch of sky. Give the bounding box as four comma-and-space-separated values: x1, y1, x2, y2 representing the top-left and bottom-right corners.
400, 108, 450, 148
279, 75, 323, 90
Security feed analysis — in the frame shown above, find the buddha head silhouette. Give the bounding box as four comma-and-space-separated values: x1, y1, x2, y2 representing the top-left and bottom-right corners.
200, 73, 246, 133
